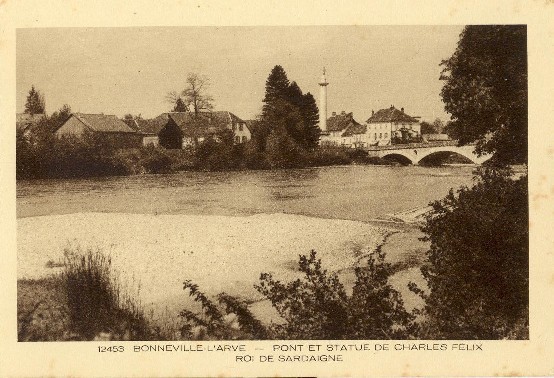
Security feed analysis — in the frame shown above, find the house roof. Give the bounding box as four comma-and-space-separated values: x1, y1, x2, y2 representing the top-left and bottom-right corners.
125, 117, 168, 135
16, 113, 45, 131
167, 111, 248, 136
342, 122, 367, 137
326, 112, 362, 133
73, 113, 136, 133
366, 106, 419, 124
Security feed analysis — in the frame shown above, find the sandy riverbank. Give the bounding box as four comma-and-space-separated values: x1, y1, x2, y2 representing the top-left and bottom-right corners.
18, 212, 427, 325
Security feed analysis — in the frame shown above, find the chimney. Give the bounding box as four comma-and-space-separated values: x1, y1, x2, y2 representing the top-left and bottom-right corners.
372, 110, 374, 116
341, 110, 346, 115
390, 105, 394, 109
401, 107, 404, 113
332, 111, 336, 117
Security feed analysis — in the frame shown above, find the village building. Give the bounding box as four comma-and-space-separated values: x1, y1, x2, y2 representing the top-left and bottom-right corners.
320, 111, 367, 147
365, 106, 421, 145
152, 111, 251, 149
123, 117, 162, 147
55, 113, 142, 148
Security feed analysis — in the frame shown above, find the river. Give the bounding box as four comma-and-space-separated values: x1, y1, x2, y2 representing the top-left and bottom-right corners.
17, 165, 475, 221
17, 165, 477, 319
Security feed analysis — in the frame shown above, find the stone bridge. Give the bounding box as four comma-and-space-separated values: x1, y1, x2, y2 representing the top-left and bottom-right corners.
365, 141, 492, 165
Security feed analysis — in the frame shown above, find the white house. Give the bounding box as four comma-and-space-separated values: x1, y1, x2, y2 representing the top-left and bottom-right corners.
365, 106, 420, 145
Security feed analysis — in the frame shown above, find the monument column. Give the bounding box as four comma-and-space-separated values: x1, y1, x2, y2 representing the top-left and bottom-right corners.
319, 68, 329, 132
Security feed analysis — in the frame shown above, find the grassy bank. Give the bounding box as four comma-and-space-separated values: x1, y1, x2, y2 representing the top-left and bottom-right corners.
18, 248, 165, 341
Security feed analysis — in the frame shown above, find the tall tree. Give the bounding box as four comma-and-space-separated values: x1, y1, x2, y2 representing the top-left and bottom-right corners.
166, 73, 214, 114
300, 92, 320, 149
183, 73, 214, 114
24, 85, 46, 115
440, 25, 527, 165
260, 66, 320, 150
262, 65, 290, 118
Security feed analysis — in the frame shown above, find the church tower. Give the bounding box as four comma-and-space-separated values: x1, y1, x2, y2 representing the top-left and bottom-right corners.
319, 68, 329, 132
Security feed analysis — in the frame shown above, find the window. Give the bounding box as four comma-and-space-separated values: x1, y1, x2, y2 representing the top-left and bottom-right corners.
379, 133, 382, 138
384, 133, 388, 138
235, 136, 240, 143
242, 136, 247, 143
374, 133, 377, 140
232, 124, 236, 131
239, 123, 243, 131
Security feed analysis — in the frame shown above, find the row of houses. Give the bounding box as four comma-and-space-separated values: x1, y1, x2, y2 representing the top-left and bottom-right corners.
17, 110, 253, 149
18, 105, 442, 150
320, 105, 422, 148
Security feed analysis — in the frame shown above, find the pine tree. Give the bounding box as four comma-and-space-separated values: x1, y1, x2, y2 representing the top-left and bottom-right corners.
262, 65, 290, 118
300, 92, 320, 150
24, 85, 46, 115
287, 81, 304, 108
173, 97, 188, 112
260, 65, 320, 152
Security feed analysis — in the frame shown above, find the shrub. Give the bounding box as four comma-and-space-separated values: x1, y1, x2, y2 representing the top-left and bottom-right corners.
61, 247, 153, 340
193, 130, 244, 171
306, 146, 351, 166
180, 249, 416, 340
412, 167, 528, 339
257, 249, 416, 339
179, 281, 268, 340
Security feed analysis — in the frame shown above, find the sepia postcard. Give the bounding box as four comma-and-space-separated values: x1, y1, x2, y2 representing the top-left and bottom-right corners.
1, 0, 553, 376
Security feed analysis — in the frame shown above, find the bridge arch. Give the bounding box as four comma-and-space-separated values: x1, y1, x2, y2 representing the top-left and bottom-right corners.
417, 150, 473, 166
414, 146, 490, 165
381, 152, 414, 165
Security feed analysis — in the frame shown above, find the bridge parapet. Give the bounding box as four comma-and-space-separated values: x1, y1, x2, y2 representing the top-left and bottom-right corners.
365, 140, 461, 151
364, 141, 490, 165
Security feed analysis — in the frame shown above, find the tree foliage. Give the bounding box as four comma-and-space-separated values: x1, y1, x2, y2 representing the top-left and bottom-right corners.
414, 168, 528, 339
257, 249, 416, 339
260, 66, 320, 151
420, 121, 437, 135
167, 73, 214, 114
24, 85, 46, 115
440, 25, 527, 165
421, 119, 445, 135
183, 73, 214, 114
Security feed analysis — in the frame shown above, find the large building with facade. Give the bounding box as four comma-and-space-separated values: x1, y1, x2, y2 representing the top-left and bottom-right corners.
365, 106, 421, 145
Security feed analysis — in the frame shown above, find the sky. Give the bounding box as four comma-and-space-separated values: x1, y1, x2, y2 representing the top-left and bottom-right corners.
17, 26, 464, 123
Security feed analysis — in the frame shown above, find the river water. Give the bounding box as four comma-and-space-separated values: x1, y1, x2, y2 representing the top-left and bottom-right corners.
17, 165, 476, 221
17, 165, 478, 317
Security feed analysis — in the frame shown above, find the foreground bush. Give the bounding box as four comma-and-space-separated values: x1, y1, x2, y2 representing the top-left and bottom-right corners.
180, 249, 416, 340
61, 247, 155, 340
412, 167, 528, 339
